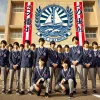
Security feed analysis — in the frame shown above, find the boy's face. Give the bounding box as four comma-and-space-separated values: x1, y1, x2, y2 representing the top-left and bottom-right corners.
73, 39, 78, 44
24, 43, 29, 47
65, 47, 69, 52
38, 59, 44, 66
50, 44, 55, 48
9, 47, 13, 51
20, 47, 24, 51
84, 44, 89, 48
1, 43, 5, 47
62, 62, 68, 69
93, 45, 98, 49
31, 46, 35, 50
14, 45, 18, 49
39, 41, 44, 46
57, 47, 62, 52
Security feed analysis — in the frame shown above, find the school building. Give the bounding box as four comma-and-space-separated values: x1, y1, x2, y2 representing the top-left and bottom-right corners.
0, 0, 100, 47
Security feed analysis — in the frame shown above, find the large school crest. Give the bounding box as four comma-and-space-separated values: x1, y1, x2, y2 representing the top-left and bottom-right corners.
35, 5, 73, 42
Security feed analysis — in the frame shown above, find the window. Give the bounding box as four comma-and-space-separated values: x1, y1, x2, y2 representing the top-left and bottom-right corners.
10, 31, 22, 39
0, 32, 4, 39
84, 5, 94, 12
85, 28, 97, 39
13, 5, 24, 12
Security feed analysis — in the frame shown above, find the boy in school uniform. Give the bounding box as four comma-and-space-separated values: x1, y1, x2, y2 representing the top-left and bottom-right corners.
82, 41, 97, 94
34, 38, 48, 67
7, 42, 21, 94
30, 56, 50, 98
55, 59, 74, 98
57, 44, 64, 69
20, 40, 33, 95
48, 41, 59, 93
19, 44, 24, 51
92, 42, 100, 82
0, 40, 9, 94
69, 36, 85, 95
30, 43, 36, 70
63, 45, 70, 61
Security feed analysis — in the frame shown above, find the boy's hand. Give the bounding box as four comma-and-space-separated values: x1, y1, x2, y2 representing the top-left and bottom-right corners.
13, 65, 18, 70
53, 64, 58, 68
60, 84, 66, 91
61, 79, 65, 84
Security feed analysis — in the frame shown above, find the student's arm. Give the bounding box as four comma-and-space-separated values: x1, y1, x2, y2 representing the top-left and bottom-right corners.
69, 48, 73, 62
34, 48, 37, 66
16, 51, 22, 66
89, 50, 94, 65
9, 51, 13, 66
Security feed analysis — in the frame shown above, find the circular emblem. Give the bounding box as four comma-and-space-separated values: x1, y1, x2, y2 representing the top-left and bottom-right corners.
35, 5, 73, 42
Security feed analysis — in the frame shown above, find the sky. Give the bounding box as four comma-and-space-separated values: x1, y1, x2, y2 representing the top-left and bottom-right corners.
0, 0, 100, 25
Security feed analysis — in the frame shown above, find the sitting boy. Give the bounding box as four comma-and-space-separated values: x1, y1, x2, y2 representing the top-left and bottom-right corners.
55, 59, 75, 98
30, 56, 50, 98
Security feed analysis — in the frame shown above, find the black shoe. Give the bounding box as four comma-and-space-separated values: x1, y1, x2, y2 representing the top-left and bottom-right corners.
93, 90, 98, 94
19, 91, 25, 95
45, 93, 49, 98
35, 90, 41, 96
68, 93, 73, 98
28, 91, 33, 95
2, 90, 6, 94
7, 90, 12, 94
82, 91, 87, 96
73, 90, 76, 94
65, 89, 69, 95
49, 90, 52, 94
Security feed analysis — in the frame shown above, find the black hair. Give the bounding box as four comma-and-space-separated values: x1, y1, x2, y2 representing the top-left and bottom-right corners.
72, 36, 79, 42
62, 59, 70, 67
64, 45, 69, 48
20, 44, 24, 48
92, 41, 98, 46
57, 44, 62, 48
83, 40, 89, 45
13, 42, 19, 47
1, 40, 7, 46
50, 41, 56, 45
38, 56, 47, 64
38, 38, 45, 43
31, 43, 36, 47
8, 44, 13, 48
24, 40, 30, 45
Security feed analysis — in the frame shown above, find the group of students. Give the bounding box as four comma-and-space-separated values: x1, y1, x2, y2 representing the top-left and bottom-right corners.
0, 36, 100, 98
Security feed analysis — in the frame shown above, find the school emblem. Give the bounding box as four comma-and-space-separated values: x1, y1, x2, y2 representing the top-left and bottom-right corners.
35, 5, 73, 42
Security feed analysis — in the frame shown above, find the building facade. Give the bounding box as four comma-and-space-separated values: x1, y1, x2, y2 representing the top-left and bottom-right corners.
0, 0, 100, 47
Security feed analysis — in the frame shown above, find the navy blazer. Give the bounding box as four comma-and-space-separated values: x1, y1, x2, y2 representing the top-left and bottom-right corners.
20, 49, 33, 68
56, 67, 75, 85
0, 49, 9, 67
34, 47, 48, 66
32, 66, 50, 84
63, 52, 70, 60
92, 50, 100, 67
69, 46, 83, 64
9, 50, 21, 69
58, 52, 64, 68
82, 49, 94, 68
47, 49, 59, 67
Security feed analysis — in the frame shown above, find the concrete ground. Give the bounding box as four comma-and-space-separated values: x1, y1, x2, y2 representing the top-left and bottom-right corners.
0, 79, 100, 100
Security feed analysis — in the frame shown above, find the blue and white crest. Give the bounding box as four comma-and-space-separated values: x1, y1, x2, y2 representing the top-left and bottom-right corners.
35, 5, 73, 42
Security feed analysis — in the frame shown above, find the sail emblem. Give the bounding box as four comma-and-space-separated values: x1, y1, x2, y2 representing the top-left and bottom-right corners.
35, 5, 73, 42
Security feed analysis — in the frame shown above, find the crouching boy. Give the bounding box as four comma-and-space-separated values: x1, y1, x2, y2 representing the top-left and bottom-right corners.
55, 59, 75, 98
30, 56, 50, 98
